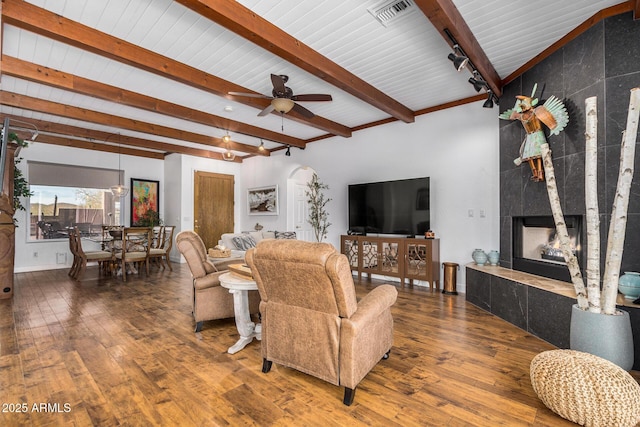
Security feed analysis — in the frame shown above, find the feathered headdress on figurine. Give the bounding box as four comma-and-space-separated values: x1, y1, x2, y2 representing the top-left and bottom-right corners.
500, 84, 569, 181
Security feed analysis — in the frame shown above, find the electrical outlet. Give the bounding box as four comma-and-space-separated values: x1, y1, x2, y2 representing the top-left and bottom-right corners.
32, 251, 38, 258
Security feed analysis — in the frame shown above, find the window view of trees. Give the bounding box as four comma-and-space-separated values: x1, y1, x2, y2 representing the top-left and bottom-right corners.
29, 185, 121, 240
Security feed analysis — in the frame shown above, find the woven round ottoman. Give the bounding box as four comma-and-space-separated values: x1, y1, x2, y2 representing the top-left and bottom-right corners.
530, 350, 640, 427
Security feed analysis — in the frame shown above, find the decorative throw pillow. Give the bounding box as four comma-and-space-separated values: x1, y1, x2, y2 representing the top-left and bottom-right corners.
232, 235, 257, 250
275, 231, 297, 240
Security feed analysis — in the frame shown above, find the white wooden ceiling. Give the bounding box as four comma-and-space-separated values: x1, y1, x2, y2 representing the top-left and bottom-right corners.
0, 0, 630, 161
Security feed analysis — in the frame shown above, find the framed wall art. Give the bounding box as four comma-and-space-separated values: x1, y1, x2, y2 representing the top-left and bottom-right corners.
247, 185, 278, 216
130, 178, 160, 226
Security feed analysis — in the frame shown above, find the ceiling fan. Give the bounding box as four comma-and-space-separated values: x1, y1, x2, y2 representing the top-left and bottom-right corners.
229, 74, 332, 118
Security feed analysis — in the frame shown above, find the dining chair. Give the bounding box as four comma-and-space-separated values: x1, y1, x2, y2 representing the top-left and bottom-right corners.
114, 227, 152, 282
149, 225, 175, 270
69, 227, 114, 280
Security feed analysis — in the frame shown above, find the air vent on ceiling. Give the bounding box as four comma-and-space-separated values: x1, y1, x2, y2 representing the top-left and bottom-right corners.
368, 0, 416, 27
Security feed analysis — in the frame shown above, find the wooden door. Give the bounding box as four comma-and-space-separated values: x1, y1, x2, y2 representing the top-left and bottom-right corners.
194, 171, 234, 250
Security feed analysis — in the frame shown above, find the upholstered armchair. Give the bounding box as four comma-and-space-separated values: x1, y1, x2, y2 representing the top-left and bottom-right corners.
176, 230, 260, 332
245, 239, 397, 406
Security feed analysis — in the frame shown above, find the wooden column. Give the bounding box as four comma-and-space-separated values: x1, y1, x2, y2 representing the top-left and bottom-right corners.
0, 143, 18, 299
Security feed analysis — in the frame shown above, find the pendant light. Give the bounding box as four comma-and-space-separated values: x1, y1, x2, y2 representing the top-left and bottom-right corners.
110, 136, 129, 197
222, 131, 235, 161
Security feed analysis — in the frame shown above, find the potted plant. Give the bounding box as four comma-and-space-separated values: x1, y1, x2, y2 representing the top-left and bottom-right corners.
9, 133, 33, 222
306, 173, 331, 242
137, 209, 163, 227
538, 88, 639, 370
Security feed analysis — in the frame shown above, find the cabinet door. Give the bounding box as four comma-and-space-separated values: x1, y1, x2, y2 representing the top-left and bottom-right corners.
404, 240, 432, 281
379, 239, 403, 277
341, 236, 360, 271
360, 237, 381, 274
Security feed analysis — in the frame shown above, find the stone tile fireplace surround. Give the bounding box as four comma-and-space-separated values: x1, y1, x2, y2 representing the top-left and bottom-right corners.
467, 11, 640, 370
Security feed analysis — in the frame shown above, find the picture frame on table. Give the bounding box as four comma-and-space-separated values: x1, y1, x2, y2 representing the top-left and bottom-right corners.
247, 185, 278, 216
130, 178, 160, 226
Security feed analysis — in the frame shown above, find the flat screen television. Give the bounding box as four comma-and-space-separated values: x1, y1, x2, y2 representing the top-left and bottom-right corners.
348, 177, 430, 236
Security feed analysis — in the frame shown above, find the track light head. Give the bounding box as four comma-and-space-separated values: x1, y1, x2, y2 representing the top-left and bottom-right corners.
483, 91, 495, 109
468, 76, 488, 92
447, 45, 468, 71
285, 145, 291, 156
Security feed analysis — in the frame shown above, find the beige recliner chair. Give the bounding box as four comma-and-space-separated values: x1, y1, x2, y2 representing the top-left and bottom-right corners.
245, 239, 397, 405
176, 230, 260, 332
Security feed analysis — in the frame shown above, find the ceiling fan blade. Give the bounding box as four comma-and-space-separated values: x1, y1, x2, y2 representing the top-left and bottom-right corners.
292, 102, 315, 118
228, 91, 272, 99
271, 74, 286, 93
291, 94, 332, 102
258, 104, 275, 117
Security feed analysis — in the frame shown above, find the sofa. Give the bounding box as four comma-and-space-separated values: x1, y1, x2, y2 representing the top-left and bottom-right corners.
218, 230, 297, 258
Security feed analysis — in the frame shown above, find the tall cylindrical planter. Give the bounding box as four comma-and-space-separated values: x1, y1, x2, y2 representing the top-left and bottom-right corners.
570, 304, 634, 371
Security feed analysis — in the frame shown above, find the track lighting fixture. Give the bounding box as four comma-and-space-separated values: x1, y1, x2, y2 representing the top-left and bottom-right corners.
258, 139, 265, 151
468, 72, 489, 92
483, 91, 496, 109
447, 44, 469, 72
285, 145, 291, 157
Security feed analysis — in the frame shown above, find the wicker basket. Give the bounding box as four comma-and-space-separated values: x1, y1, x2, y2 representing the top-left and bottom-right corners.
208, 248, 231, 258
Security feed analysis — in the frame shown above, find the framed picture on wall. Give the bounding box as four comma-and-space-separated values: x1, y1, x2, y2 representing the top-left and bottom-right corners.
248, 185, 279, 215
130, 178, 160, 226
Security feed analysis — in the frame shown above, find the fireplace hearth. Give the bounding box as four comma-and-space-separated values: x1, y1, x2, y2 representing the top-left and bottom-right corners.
512, 216, 583, 282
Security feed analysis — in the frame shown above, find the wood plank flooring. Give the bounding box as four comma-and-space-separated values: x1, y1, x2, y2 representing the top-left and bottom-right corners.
0, 263, 636, 426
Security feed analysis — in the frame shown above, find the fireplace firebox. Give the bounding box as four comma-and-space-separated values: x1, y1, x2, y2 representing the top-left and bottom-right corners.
512, 216, 583, 282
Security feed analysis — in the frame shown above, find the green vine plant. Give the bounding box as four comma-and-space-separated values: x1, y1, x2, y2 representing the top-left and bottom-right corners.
306, 173, 332, 242
9, 133, 33, 223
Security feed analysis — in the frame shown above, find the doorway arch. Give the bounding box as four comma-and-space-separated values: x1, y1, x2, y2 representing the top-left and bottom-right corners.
287, 166, 316, 241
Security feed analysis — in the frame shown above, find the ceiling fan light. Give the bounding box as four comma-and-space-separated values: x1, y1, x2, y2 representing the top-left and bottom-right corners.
271, 98, 295, 114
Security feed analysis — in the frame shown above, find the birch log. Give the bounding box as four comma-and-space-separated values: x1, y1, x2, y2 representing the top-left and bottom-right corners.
601, 87, 640, 314
540, 143, 588, 309
584, 96, 601, 312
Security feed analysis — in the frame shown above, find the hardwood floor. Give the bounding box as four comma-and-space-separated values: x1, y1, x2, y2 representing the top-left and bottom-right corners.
0, 263, 633, 426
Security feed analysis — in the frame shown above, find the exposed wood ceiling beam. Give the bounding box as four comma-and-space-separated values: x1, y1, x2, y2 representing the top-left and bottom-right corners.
175, 0, 415, 124
0, 55, 286, 151
634, 0, 640, 19
413, 0, 502, 97
502, 2, 635, 85
35, 134, 165, 160
1, 0, 351, 137
0, 91, 258, 157
2, 114, 238, 162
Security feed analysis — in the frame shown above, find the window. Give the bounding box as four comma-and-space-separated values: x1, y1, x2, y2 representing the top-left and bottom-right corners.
27, 162, 124, 241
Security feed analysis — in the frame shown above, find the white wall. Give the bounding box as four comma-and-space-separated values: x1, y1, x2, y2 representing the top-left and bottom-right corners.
240, 101, 500, 290
14, 144, 164, 272
13, 101, 500, 289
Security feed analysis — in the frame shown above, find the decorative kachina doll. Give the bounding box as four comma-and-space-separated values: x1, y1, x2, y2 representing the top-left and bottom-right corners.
499, 84, 569, 181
